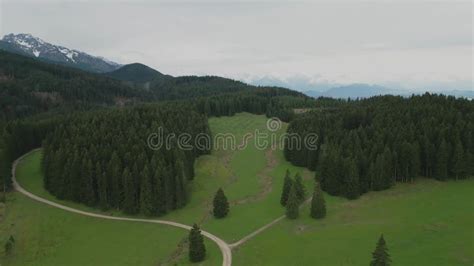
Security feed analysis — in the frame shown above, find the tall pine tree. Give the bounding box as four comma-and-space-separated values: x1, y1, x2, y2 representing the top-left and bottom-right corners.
213, 188, 229, 218
122, 167, 137, 214
96, 162, 108, 211
370, 234, 391, 266
189, 223, 206, 262
286, 183, 299, 219
452, 140, 466, 179
83, 159, 96, 206
435, 139, 449, 180
294, 173, 306, 203
280, 169, 293, 206
344, 158, 360, 199
310, 182, 326, 219
140, 164, 155, 216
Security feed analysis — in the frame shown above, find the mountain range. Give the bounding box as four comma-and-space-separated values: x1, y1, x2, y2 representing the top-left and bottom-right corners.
247, 76, 473, 99
1, 33, 472, 100
0, 33, 121, 73
303, 84, 474, 99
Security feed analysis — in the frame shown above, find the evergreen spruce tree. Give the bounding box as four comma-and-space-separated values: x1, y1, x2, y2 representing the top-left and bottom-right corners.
107, 152, 122, 208
321, 147, 343, 195
162, 165, 173, 211
69, 151, 81, 201
96, 162, 108, 211
409, 143, 420, 181
452, 141, 465, 179
280, 169, 293, 206
344, 158, 360, 199
465, 151, 474, 176
285, 183, 299, 219
294, 173, 306, 203
310, 182, 326, 219
4, 235, 14, 255
435, 139, 449, 180
188, 223, 206, 262
213, 188, 229, 218
370, 234, 391, 266
140, 164, 155, 216
173, 154, 187, 208
153, 164, 166, 216
83, 159, 96, 206
122, 167, 137, 214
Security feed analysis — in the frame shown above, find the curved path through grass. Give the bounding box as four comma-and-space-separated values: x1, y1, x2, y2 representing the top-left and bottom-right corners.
12, 149, 232, 266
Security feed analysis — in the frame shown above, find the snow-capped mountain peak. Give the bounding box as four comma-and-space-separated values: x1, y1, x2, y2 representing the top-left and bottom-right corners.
0, 33, 121, 73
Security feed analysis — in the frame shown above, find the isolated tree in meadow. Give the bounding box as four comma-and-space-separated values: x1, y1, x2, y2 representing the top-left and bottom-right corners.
294, 173, 306, 203
4, 235, 14, 255
213, 188, 229, 218
371, 234, 391, 266
280, 169, 293, 206
310, 182, 326, 219
285, 183, 299, 219
189, 223, 206, 262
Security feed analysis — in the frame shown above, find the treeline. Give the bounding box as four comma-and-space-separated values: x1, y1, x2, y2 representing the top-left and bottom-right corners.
0, 116, 60, 190
0, 51, 315, 196
0, 51, 150, 120
285, 94, 474, 199
0, 51, 310, 121
193, 90, 311, 122
41, 104, 211, 216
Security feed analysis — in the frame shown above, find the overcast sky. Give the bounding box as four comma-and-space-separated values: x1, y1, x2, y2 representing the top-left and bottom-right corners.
1, 0, 472, 91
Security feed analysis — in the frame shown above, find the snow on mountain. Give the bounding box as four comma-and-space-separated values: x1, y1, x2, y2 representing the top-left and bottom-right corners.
0, 33, 121, 73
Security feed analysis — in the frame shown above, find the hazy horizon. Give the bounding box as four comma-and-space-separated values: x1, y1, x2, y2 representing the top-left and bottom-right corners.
1, 0, 472, 92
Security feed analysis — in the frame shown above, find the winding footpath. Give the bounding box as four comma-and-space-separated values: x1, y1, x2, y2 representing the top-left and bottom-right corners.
11, 150, 232, 266
228, 197, 312, 249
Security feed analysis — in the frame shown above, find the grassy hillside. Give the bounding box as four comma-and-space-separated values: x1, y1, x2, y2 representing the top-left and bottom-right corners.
0, 152, 222, 266
233, 178, 474, 265
2, 113, 473, 265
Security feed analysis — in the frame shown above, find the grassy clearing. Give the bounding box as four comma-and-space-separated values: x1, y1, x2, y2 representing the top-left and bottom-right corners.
1, 151, 222, 266
233, 178, 474, 266
6, 112, 473, 265
167, 113, 315, 242
143, 113, 313, 243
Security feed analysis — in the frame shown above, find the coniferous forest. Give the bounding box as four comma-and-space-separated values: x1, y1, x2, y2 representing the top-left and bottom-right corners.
0, 51, 310, 192
1, 50, 473, 216
1, 5, 473, 265
285, 94, 474, 199
41, 104, 210, 215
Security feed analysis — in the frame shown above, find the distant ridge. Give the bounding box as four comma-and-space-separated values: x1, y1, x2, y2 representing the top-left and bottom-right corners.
105, 63, 165, 83
0, 33, 121, 73
303, 84, 474, 99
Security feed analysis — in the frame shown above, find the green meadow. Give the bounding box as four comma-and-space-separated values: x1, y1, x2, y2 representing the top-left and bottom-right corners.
233, 178, 474, 265
2, 113, 473, 265
0, 148, 222, 266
